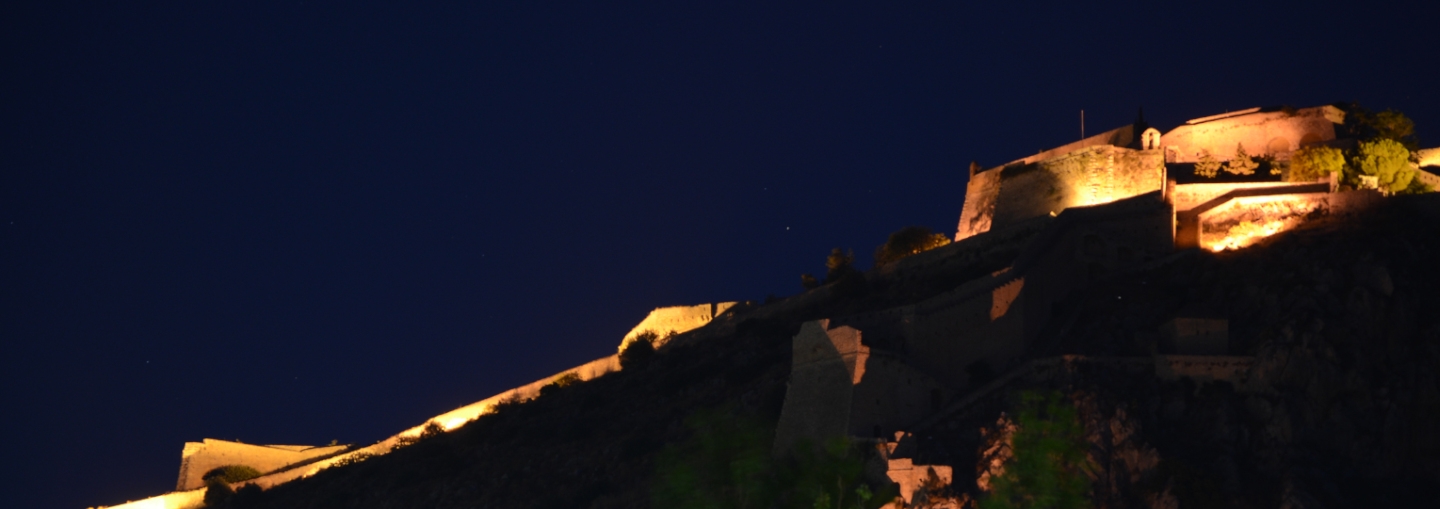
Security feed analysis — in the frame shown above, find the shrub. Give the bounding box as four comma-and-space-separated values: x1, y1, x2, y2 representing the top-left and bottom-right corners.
203, 477, 235, 507
332, 451, 375, 467
393, 434, 420, 449
1350, 138, 1414, 193
488, 392, 528, 415
202, 465, 263, 484
824, 248, 856, 283
1400, 177, 1434, 195
540, 372, 583, 396
228, 483, 264, 508
651, 408, 895, 509
980, 391, 1093, 509
1221, 144, 1258, 176
1288, 146, 1346, 182
1194, 150, 1221, 178
874, 226, 951, 266
801, 273, 820, 290
620, 332, 656, 370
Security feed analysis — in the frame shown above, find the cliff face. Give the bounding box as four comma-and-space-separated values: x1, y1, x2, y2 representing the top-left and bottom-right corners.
202, 196, 1439, 509
929, 195, 1440, 509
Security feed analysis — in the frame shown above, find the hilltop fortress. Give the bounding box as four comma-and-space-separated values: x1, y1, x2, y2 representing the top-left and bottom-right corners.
774, 104, 1440, 504
99, 104, 1440, 509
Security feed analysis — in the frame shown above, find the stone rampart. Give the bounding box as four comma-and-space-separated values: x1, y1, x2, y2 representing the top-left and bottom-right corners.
1174, 185, 1380, 251
773, 321, 948, 455
1171, 181, 1316, 212
1413, 166, 1440, 191
103, 353, 626, 508
174, 440, 347, 490
103, 489, 205, 509
773, 321, 864, 454
958, 145, 1164, 241
619, 302, 737, 352
1159, 105, 1342, 163
1007, 124, 1137, 167
1417, 147, 1440, 168
956, 168, 1002, 240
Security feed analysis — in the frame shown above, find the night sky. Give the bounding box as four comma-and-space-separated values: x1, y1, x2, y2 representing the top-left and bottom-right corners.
3, 2, 1437, 507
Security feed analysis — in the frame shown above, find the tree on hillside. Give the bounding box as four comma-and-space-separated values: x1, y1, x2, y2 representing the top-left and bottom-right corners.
652, 409, 895, 509
1288, 146, 1347, 183
1222, 144, 1259, 176
874, 226, 951, 266
1346, 105, 1419, 150
619, 331, 657, 369
980, 391, 1093, 509
1350, 138, 1414, 194
1194, 150, 1221, 178
824, 248, 856, 284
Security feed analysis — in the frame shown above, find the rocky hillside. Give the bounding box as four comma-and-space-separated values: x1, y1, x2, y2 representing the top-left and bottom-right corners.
203, 196, 1440, 509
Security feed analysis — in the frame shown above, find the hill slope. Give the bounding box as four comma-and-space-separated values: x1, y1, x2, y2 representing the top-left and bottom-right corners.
206, 195, 1440, 509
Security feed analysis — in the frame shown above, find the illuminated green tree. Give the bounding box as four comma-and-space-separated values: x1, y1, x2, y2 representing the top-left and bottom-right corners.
653, 409, 894, 509
1350, 139, 1414, 193
1194, 150, 1221, 178
1222, 144, 1258, 176
980, 391, 1092, 509
1288, 146, 1346, 183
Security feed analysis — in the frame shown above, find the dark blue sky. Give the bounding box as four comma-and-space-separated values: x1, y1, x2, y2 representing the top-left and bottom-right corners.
3, 2, 1437, 507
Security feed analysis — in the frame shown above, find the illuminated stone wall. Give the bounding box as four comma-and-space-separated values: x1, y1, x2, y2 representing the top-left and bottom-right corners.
1413, 167, 1440, 191
1175, 185, 1381, 252
773, 321, 864, 453
956, 168, 1001, 240
957, 145, 1164, 241
102, 300, 742, 508
1171, 182, 1316, 212
957, 105, 1343, 242
990, 146, 1165, 228
103, 489, 204, 509
772, 321, 946, 453
1159, 105, 1342, 163
1417, 147, 1440, 168
175, 440, 347, 490
618, 302, 737, 352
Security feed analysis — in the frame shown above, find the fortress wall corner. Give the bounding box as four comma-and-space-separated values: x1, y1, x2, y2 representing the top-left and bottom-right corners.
773, 321, 861, 455
957, 169, 1002, 240
989, 146, 1165, 233
909, 287, 1026, 390
847, 352, 950, 439
174, 440, 347, 491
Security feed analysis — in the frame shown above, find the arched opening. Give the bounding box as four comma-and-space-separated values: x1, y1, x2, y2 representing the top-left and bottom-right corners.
1267, 137, 1290, 155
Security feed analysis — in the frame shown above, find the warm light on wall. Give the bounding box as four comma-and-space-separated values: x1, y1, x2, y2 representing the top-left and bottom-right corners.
1208, 219, 1287, 251
1199, 194, 1322, 252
